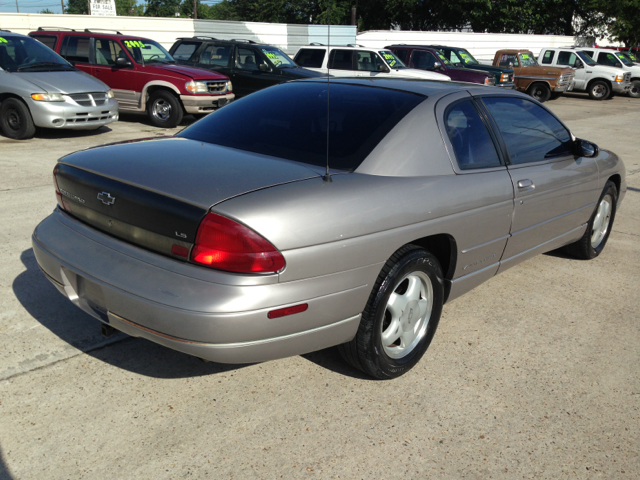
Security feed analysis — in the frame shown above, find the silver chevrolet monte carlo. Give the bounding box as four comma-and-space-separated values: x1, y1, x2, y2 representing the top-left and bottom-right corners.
32, 78, 626, 379
0, 31, 118, 139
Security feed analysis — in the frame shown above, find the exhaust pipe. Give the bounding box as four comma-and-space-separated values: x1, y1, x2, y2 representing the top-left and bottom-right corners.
101, 323, 118, 338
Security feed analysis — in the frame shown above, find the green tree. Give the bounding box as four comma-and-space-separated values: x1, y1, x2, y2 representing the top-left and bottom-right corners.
65, 0, 88, 15
39, 7, 55, 13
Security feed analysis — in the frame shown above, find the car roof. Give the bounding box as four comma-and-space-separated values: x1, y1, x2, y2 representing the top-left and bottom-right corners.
31, 29, 149, 41
295, 76, 525, 99
299, 44, 382, 50
175, 37, 275, 48
386, 45, 437, 49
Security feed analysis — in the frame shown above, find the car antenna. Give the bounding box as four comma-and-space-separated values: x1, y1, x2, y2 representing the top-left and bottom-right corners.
323, 0, 332, 183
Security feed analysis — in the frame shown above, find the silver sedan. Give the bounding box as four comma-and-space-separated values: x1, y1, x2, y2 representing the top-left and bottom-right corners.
32, 78, 626, 379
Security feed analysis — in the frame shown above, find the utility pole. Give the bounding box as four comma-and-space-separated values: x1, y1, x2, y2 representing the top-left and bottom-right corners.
351, 7, 356, 26
61, 0, 64, 13
15, 0, 19, 13
193, 0, 197, 19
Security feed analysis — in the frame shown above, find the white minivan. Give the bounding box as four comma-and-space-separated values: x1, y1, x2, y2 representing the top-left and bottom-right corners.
294, 44, 451, 82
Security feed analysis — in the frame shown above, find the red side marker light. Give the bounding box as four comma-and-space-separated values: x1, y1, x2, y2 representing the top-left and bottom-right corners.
171, 244, 189, 258
267, 304, 308, 319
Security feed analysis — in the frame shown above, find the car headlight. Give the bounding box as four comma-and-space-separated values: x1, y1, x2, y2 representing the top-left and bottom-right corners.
500, 73, 508, 82
614, 74, 624, 82
185, 81, 208, 93
107, 89, 115, 99
31, 93, 65, 102
484, 76, 496, 86
226, 80, 232, 92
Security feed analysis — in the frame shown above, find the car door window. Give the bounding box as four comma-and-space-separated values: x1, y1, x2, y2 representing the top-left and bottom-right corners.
237, 47, 265, 71
94, 38, 124, 66
447, 50, 462, 66
557, 51, 578, 67
173, 42, 199, 61
482, 97, 572, 165
200, 44, 231, 66
410, 50, 438, 70
444, 100, 502, 170
356, 50, 384, 71
498, 54, 518, 67
541, 50, 555, 64
599, 52, 622, 67
294, 48, 325, 68
62, 36, 90, 63
328, 49, 355, 70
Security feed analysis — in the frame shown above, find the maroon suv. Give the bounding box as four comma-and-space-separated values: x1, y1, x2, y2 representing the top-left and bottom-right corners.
386, 45, 496, 86
30, 28, 234, 127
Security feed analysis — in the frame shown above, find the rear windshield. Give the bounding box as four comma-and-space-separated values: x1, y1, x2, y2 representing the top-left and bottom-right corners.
178, 82, 425, 171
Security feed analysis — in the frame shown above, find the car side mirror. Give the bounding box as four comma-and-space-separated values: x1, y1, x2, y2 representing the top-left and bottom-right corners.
116, 57, 132, 68
573, 60, 583, 69
377, 64, 390, 73
508, 62, 514, 68
258, 63, 269, 72
433, 61, 442, 70
576, 139, 599, 158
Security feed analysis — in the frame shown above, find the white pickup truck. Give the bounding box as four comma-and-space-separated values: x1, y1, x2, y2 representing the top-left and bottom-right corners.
538, 47, 631, 100
580, 47, 640, 98
294, 44, 451, 82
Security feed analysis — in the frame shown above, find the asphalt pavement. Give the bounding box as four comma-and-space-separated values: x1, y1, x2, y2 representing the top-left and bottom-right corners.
0, 97, 638, 479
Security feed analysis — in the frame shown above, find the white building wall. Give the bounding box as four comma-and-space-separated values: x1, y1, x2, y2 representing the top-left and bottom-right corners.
357, 30, 580, 62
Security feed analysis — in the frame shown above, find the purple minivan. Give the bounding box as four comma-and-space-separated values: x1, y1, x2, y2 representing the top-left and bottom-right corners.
386, 45, 496, 86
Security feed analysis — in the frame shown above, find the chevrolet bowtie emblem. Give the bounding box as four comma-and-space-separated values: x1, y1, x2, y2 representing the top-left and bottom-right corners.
97, 192, 116, 205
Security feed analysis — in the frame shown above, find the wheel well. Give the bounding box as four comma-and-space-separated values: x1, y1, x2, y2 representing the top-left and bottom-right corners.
144, 86, 179, 105
527, 81, 551, 91
0, 93, 26, 104
587, 77, 611, 89
408, 233, 457, 296
608, 174, 621, 195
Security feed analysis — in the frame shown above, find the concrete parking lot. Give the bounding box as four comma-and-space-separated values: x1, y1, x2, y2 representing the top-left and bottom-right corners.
0, 96, 638, 479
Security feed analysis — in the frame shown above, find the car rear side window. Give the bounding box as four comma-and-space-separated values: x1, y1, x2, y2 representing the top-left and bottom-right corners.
178, 82, 425, 171
444, 100, 501, 170
173, 42, 199, 61
541, 50, 555, 64
328, 49, 355, 70
63, 36, 90, 63
295, 48, 325, 68
482, 97, 572, 165
200, 44, 231, 66
31, 35, 57, 50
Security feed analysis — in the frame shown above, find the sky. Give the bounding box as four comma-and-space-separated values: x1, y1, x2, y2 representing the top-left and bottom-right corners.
0, 0, 221, 14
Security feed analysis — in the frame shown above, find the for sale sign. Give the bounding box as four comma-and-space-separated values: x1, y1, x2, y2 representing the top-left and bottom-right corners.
90, 0, 116, 16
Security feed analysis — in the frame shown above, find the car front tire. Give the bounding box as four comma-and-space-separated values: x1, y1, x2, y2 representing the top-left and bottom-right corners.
629, 80, 640, 99
338, 245, 444, 380
528, 83, 551, 102
588, 80, 611, 100
147, 90, 184, 128
565, 181, 617, 259
0, 98, 36, 140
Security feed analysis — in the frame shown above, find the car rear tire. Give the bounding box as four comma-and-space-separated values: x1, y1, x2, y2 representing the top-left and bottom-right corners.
528, 83, 551, 102
147, 91, 184, 128
338, 245, 444, 380
0, 98, 36, 140
565, 181, 617, 260
588, 80, 611, 100
629, 80, 640, 98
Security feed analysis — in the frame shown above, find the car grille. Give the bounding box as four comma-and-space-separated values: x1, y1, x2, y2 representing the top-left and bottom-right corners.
206, 81, 227, 93
68, 92, 108, 107
624, 72, 631, 82
66, 111, 115, 123
560, 73, 574, 84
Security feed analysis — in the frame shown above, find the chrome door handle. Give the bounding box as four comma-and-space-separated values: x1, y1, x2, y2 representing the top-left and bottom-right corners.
517, 179, 534, 189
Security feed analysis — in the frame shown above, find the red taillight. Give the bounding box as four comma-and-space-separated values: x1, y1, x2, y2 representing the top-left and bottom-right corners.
191, 213, 285, 274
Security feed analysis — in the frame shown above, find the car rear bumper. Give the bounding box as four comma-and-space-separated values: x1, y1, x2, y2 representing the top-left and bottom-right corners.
180, 93, 235, 114
32, 209, 368, 363
28, 98, 119, 129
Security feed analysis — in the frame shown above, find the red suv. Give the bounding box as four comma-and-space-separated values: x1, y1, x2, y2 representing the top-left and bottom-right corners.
30, 28, 234, 127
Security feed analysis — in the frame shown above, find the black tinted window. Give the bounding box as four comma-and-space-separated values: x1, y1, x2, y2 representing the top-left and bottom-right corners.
173, 42, 199, 61
63, 36, 90, 63
445, 100, 501, 170
541, 50, 555, 64
179, 82, 425, 171
295, 48, 325, 68
410, 50, 438, 70
201, 44, 231, 66
328, 49, 354, 70
482, 97, 572, 165
31, 35, 57, 50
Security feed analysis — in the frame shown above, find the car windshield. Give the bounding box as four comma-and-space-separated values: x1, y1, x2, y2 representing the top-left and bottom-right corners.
178, 82, 425, 171
519, 53, 538, 66
260, 47, 296, 68
123, 39, 175, 64
577, 51, 597, 66
615, 52, 633, 66
379, 50, 407, 69
0, 35, 73, 73
619, 52, 637, 63
454, 49, 479, 66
